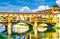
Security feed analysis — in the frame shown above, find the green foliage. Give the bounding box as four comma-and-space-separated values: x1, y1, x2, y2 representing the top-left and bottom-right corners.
0, 33, 7, 39
52, 4, 59, 8
53, 26, 60, 30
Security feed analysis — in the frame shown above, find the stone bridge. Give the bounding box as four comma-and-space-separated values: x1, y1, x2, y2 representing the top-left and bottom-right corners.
0, 7, 60, 39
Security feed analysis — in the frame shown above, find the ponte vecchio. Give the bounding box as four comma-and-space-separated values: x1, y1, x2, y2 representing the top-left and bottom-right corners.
0, 7, 60, 39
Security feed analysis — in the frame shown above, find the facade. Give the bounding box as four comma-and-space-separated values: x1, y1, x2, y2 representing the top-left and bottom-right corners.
0, 7, 60, 23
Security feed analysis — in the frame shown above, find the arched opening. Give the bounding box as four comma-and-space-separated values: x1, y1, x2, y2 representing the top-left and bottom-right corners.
12, 22, 33, 39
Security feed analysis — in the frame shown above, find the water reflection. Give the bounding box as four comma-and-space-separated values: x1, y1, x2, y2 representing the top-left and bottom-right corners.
0, 24, 5, 32
0, 23, 26, 39
16, 35, 20, 39
11, 35, 25, 39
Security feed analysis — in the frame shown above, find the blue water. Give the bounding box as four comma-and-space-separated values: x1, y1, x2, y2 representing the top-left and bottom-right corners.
0, 27, 5, 32
16, 35, 24, 39
16, 36, 20, 39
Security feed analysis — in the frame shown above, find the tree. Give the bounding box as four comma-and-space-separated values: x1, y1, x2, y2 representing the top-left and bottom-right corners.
52, 4, 59, 8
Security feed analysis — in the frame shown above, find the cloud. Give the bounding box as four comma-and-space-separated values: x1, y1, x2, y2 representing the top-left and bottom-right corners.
0, 3, 21, 12
32, 5, 50, 12
19, 5, 50, 12
0, 6, 20, 12
0, 2, 50, 12
19, 6, 31, 12
56, 0, 60, 6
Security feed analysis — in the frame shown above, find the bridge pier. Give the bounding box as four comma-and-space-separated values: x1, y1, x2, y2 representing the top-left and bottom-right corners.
7, 22, 12, 39
33, 19, 38, 39
7, 22, 12, 35
7, 35, 11, 39
5, 16, 12, 39
30, 33, 32, 39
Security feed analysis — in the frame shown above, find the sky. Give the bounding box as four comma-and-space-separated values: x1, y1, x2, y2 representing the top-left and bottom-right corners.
0, 0, 60, 12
